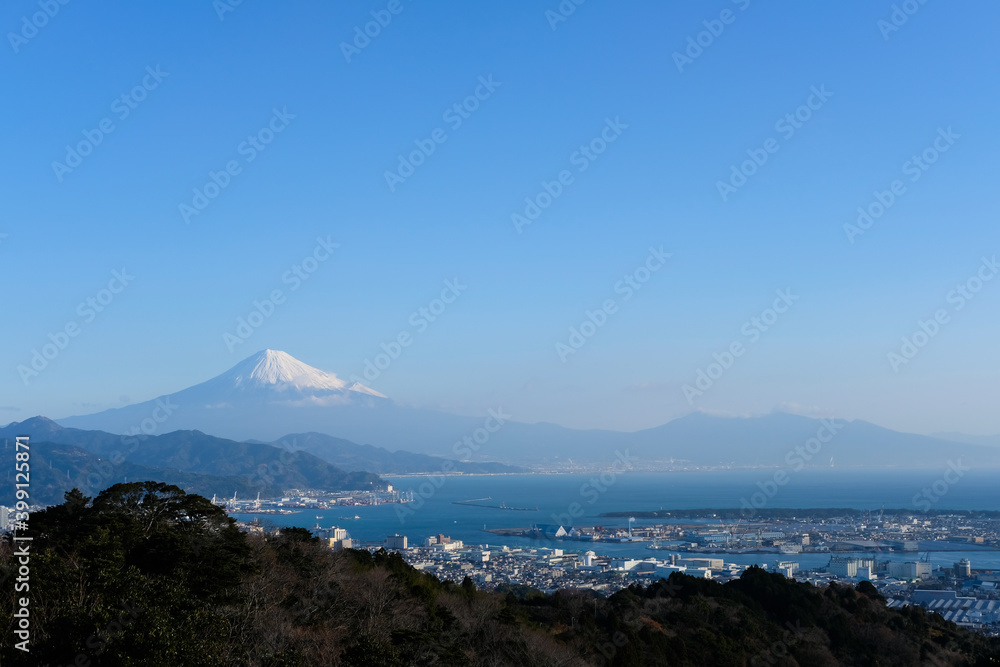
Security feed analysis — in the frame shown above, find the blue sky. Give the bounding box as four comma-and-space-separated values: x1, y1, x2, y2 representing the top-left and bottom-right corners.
3, 0, 999, 435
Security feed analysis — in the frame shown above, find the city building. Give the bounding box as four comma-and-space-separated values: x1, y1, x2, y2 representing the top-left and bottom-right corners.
328, 535, 352, 551
314, 526, 352, 551
887, 561, 933, 580
434, 539, 464, 552
676, 558, 723, 570
828, 557, 876, 578
386, 534, 408, 550
776, 561, 799, 578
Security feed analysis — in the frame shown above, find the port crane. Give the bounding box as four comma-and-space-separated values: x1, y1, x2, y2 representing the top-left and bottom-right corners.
719, 518, 743, 548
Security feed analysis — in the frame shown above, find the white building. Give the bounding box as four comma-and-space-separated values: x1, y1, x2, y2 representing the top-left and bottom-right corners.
676, 558, 723, 570
776, 561, 799, 578
386, 534, 408, 550
315, 526, 349, 541
887, 561, 932, 580
328, 536, 352, 551
318, 525, 352, 551
609, 558, 658, 573
610, 558, 641, 571
829, 557, 876, 578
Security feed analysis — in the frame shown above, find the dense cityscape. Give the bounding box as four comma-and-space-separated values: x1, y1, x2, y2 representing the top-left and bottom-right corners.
219, 504, 1000, 637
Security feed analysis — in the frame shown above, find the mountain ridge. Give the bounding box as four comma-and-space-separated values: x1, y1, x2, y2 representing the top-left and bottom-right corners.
51, 350, 1000, 469
0, 417, 383, 500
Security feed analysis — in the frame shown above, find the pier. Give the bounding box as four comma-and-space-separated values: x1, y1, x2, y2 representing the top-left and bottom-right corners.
454, 497, 538, 511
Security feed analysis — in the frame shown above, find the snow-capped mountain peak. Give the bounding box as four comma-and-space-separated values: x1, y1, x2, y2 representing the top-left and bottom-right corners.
228, 349, 346, 391
55, 349, 391, 439
197, 349, 386, 399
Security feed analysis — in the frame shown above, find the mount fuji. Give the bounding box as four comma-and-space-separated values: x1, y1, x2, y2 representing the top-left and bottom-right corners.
58, 349, 488, 455
158, 348, 388, 405
54, 350, 1000, 468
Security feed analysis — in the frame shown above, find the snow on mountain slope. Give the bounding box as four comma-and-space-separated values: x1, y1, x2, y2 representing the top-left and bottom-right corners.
178, 349, 386, 404
230, 349, 348, 390
56, 349, 391, 438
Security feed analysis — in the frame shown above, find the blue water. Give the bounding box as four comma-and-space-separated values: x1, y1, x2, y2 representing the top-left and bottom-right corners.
231, 470, 1000, 569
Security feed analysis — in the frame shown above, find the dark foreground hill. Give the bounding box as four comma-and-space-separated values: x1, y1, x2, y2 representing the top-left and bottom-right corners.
3, 483, 999, 666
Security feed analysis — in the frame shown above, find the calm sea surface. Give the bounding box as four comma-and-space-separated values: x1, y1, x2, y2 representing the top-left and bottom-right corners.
232, 469, 1000, 570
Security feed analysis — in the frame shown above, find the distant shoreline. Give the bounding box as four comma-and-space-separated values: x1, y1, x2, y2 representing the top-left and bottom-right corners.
601, 508, 1000, 519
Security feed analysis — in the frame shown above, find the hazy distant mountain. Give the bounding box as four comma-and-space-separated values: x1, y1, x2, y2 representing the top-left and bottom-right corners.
271, 432, 526, 475
625, 412, 1000, 469
932, 431, 1000, 448
54, 349, 632, 462
0, 416, 382, 497
51, 349, 1000, 469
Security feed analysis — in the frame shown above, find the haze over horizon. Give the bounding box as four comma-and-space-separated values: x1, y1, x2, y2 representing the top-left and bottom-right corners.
17, 348, 998, 442
5, 1, 999, 436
